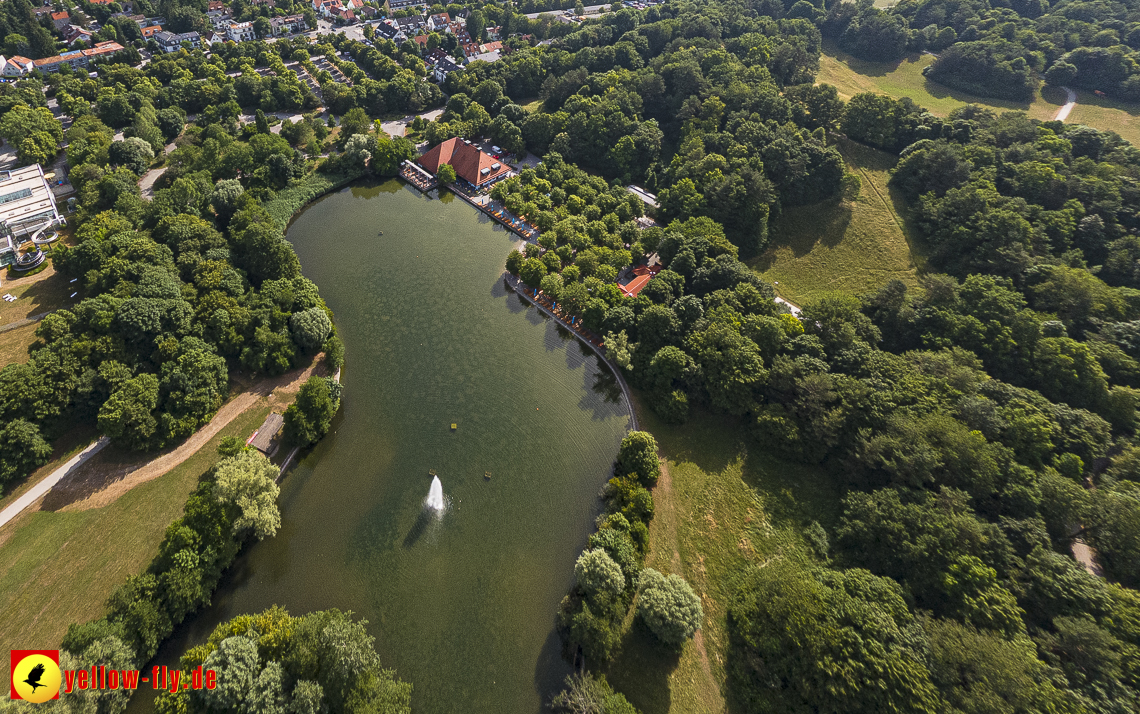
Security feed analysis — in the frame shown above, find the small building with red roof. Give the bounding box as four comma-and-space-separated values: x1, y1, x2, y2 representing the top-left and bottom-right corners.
418, 138, 511, 189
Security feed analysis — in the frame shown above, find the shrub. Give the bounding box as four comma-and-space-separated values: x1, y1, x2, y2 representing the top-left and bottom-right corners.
575, 548, 625, 601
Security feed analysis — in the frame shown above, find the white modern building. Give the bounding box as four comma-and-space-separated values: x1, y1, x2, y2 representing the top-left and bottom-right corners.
0, 165, 64, 266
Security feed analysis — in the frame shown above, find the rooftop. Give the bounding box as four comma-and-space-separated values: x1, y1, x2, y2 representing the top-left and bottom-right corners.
0, 165, 62, 240
418, 138, 511, 187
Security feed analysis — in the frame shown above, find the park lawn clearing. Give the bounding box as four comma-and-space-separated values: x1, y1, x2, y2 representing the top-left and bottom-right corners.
0, 404, 269, 683
749, 139, 922, 306
604, 404, 841, 714
1064, 87, 1140, 148
817, 42, 1058, 121
817, 43, 1140, 145
0, 263, 73, 327
0, 323, 38, 366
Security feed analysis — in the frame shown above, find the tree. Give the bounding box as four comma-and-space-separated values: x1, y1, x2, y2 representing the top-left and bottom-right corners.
466, 10, 486, 42
290, 308, 333, 353
519, 257, 547, 288
283, 376, 340, 448
209, 179, 245, 224
730, 560, 940, 714
636, 568, 702, 647
340, 107, 371, 140
0, 104, 63, 151
616, 431, 659, 486
0, 418, 52, 487
575, 548, 625, 601
109, 137, 155, 175
552, 673, 639, 714
98, 373, 161, 450
436, 163, 457, 185
213, 450, 281, 540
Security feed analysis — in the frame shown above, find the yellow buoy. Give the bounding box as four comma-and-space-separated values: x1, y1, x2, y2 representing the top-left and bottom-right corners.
451, 423, 457, 430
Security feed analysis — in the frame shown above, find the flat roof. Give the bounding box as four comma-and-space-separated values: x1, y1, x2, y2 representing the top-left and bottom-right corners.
0, 165, 61, 237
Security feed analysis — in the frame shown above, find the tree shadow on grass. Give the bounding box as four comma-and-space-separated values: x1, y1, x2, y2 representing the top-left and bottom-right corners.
752, 199, 852, 270
604, 619, 680, 714
921, 78, 1030, 112
637, 404, 742, 477
821, 39, 907, 78
739, 447, 844, 533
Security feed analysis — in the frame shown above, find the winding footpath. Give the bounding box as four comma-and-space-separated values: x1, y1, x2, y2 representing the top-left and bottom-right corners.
0, 438, 110, 529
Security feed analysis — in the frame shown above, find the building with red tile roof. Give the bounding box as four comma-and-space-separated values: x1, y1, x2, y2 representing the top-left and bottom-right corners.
417, 138, 511, 189
51, 11, 71, 30
620, 275, 652, 298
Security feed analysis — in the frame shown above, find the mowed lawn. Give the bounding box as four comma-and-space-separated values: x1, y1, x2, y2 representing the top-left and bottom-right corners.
818, 42, 1140, 146
749, 139, 922, 306
0, 405, 270, 682
605, 404, 841, 714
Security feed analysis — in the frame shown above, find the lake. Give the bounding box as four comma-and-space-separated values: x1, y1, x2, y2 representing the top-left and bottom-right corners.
132, 180, 633, 713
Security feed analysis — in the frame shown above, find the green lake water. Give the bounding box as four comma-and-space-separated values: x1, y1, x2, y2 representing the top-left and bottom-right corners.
134, 180, 632, 713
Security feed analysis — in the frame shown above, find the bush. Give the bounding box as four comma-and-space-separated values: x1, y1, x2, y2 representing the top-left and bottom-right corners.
323, 334, 345, 370
636, 568, 703, 647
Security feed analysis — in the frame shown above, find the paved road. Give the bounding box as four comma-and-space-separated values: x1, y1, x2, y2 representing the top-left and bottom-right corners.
0, 438, 109, 529
1055, 86, 1078, 121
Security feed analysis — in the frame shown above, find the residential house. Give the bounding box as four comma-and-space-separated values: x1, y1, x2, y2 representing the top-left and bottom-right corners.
269, 14, 307, 35
432, 55, 462, 82
427, 12, 451, 32
485, 25, 501, 40
359, 6, 377, 18
154, 30, 201, 52
227, 21, 255, 42
82, 40, 127, 63
62, 26, 95, 45
385, 0, 425, 10
374, 22, 401, 42
393, 15, 425, 34
207, 0, 226, 10
424, 47, 448, 65
412, 34, 429, 49
208, 10, 232, 29
33, 50, 89, 73
140, 25, 163, 39
51, 11, 71, 31
2, 56, 35, 77
418, 137, 511, 189
29, 42, 124, 74
201, 30, 225, 46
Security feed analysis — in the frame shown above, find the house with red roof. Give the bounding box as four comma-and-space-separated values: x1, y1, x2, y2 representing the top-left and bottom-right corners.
417, 138, 511, 189
619, 264, 661, 297
52, 11, 71, 31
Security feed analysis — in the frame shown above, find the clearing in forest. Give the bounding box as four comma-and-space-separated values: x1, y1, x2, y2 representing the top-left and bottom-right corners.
604, 406, 842, 714
750, 139, 921, 306
817, 42, 1140, 146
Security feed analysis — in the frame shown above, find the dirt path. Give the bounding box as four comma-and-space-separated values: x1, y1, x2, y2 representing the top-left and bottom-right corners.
56, 360, 325, 512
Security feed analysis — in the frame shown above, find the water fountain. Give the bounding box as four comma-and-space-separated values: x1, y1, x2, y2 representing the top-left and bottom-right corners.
425, 475, 445, 512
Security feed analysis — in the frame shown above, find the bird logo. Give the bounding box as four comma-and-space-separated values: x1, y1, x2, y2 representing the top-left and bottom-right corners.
24, 663, 46, 692
10, 650, 61, 703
